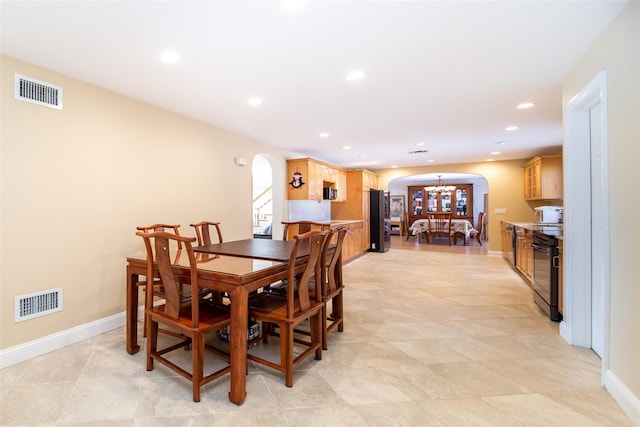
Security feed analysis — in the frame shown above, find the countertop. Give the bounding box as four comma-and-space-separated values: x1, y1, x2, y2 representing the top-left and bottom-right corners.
505, 221, 563, 238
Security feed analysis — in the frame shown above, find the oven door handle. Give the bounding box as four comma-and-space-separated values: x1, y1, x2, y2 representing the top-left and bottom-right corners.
531, 243, 548, 251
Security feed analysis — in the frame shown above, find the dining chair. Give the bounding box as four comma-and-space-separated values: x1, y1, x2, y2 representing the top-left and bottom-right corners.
135, 223, 183, 337
190, 221, 225, 303
317, 226, 347, 350
136, 230, 231, 402
190, 221, 223, 246
247, 229, 327, 387
281, 220, 330, 241
404, 212, 426, 242
427, 212, 453, 245
469, 211, 485, 246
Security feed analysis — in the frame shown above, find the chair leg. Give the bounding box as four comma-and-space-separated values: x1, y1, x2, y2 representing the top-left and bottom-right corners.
192, 333, 204, 402
281, 324, 294, 387
321, 304, 329, 350
146, 317, 157, 371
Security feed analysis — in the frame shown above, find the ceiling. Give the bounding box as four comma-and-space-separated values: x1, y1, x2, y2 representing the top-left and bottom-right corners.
0, 1, 628, 170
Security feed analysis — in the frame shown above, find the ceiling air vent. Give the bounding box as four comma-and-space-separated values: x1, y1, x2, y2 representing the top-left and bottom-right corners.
408, 149, 429, 154
14, 74, 63, 110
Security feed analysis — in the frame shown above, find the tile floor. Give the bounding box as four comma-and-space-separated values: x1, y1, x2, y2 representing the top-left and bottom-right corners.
0, 239, 633, 426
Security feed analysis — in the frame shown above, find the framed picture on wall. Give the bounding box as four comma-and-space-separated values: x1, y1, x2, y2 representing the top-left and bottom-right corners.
390, 195, 405, 221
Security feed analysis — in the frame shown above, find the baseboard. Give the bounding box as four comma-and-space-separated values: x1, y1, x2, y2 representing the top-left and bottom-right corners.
0, 306, 143, 369
605, 368, 640, 425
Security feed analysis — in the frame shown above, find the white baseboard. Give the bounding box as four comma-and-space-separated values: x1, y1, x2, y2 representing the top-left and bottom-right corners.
605, 368, 640, 426
0, 306, 143, 369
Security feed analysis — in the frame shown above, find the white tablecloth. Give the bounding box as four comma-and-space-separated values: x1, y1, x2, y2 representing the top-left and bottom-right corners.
409, 219, 475, 244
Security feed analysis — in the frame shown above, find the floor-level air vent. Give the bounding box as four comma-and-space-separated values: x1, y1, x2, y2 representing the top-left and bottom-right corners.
14, 74, 63, 110
15, 288, 63, 322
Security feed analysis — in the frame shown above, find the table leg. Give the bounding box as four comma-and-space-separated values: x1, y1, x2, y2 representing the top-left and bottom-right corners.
228, 286, 248, 405
126, 267, 140, 355
465, 233, 470, 245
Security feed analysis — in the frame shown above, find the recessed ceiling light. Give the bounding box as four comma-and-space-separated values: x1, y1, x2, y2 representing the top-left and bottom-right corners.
427, 159, 435, 163
357, 154, 366, 159
416, 142, 426, 146
319, 132, 330, 138
517, 102, 535, 109
486, 158, 495, 162
391, 165, 398, 168
495, 141, 508, 145
346, 70, 365, 81
247, 97, 263, 106
342, 146, 352, 150
160, 51, 179, 63
505, 126, 519, 131
490, 151, 501, 155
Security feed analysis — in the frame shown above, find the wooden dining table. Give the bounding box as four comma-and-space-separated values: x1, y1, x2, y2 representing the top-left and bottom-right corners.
126, 238, 310, 405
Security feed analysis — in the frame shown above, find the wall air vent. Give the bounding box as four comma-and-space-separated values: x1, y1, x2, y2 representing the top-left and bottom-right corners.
15, 288, 63, 322
408, 150, 429, 154
14, 74, 63, 110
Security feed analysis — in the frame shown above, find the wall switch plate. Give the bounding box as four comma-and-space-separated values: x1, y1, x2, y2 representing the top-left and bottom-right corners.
495, 208, 508, 214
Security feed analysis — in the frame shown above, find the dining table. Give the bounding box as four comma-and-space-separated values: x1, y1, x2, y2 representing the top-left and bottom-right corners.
409, 218, 475, 245
126, 238, 310, 406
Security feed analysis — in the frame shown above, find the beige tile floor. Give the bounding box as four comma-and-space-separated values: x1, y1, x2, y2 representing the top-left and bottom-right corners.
1, 237, 633, 426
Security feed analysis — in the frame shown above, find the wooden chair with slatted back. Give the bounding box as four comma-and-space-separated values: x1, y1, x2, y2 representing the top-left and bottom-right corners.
136, 230, 230, 402
135, 223, 182, 336
247, 229, 327, 387
281, 220, 330, 241
427, 212, 453, 245
319, 226, 347, 350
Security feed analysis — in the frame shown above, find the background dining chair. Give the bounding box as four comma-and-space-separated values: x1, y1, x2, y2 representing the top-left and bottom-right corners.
190, 221, 223, 246
281, 220, 330, 241
404, 212, 426, 242
247, 229, 326, 387
136, 230, 231, 402
427, 212, 453, 245
469, 211, 485, 246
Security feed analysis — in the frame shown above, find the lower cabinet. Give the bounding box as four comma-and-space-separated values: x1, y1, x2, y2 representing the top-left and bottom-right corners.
332, 221, 366, 263
501, 222, 515, 266
515, 226, 534, 285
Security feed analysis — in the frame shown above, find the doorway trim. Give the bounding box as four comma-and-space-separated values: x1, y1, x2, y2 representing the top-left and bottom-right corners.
562, 71, 609, 382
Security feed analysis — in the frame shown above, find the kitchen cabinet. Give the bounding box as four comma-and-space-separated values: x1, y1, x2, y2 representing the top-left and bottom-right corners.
331, 169, 379, 256
407, 184, 473, 226
523, 156, 563, 200
515, 226, 534, 285
501, 221, 515, 266
335, 221, 364, 262
287, 158, 346, 201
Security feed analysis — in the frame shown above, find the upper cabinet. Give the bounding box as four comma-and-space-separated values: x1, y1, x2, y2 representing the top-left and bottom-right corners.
523, 156, 563, 200
287, 158, 346, 201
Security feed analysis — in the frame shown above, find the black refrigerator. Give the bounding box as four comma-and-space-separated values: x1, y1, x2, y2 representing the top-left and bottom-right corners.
369, 189, 390, 252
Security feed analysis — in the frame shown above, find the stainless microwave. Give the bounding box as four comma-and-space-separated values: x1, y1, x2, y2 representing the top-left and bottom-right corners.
323, 188, 338, 200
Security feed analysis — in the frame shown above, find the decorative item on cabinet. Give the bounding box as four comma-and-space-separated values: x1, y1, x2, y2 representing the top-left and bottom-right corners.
523, 155, 563, 200
287, 158, 346, 201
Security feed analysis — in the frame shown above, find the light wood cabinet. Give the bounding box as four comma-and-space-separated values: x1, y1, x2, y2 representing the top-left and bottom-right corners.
334, 221, 365, 263
523, 156, 563, 200
515, 226, 534, 285
407, 184, 473, 226
501, 222, 515, 266
287, 158, 346, 201
331, 169, 379, 257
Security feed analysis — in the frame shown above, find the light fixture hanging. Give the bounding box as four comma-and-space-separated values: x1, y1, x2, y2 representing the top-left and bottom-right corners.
424, 175, 456, 194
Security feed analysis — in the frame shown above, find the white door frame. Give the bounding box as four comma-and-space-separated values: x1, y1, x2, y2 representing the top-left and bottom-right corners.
562, 71, 610, 383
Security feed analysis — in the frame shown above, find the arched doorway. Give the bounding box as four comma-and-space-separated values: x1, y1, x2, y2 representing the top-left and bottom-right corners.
388, 172, 489, 243
252, 155, 273, 238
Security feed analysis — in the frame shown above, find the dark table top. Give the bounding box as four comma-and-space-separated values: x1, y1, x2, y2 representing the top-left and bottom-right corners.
194, 238, 301, 262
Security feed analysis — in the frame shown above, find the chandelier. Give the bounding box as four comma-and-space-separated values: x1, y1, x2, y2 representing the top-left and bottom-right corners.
424, 175, 456, 194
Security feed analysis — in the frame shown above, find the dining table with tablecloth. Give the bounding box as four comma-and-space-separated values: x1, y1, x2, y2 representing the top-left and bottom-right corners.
409, 218, 475, 245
